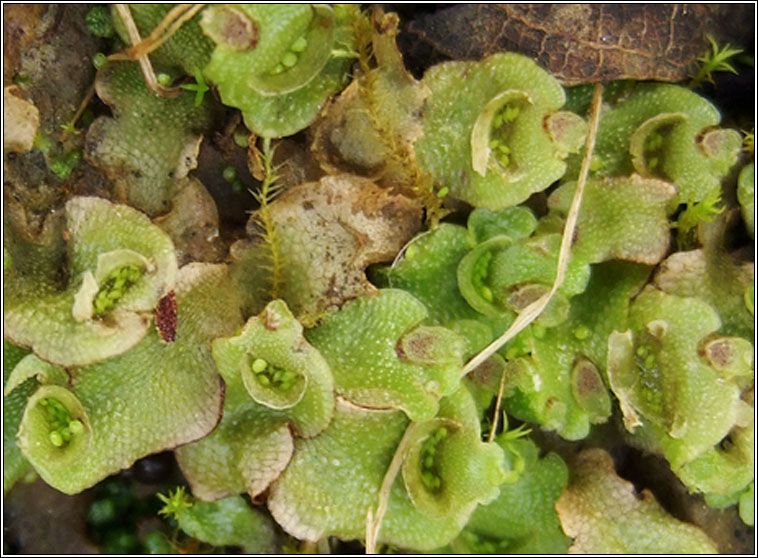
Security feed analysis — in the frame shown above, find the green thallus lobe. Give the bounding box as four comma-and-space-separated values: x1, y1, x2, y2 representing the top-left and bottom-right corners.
420, 426, 449, 492
92, 265, 143, 317
40, 398, 84, 448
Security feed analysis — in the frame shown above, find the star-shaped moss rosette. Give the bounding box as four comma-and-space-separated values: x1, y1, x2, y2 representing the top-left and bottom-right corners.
268, 387, 506, 550
200, 4, 354, 138
4, 263, 240, 494
415, 52, 587, 209
306, 289, 466, 423
556, 448, 718, 553
4, 197, 177, 367
85, 61, 214, 216
569, 82, 741, 205
503, 261, 650, 440
3, 340, 34, 495
737, 163, 754, 238
176, 299, 334, 501
547, 175, 676, 265
607, 287, 753, 471
111, 4, 214, 75
442, 436, 571, 554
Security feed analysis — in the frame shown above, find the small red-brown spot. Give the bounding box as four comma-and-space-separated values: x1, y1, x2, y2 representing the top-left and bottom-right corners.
574, 362, 601, 397
220, 7, 259, 50
62, 230, 70, 241
397, 331, 435, 362
704, 338, 733, 368
263, 308, 280, 331
155, 291, 177, 343
217, 379, 226, 424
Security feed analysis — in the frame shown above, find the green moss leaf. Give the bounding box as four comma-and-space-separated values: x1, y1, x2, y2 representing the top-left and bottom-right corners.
213, 299, 334, 436
374, 224, 478, 326
3, 340, 35, 494
570, 83, 741, 204
677, 405, 753, 498
176, 406, 294, 502
268, 387, 506, 551
739, 482, 754, 526
470, 232, 591, 327
201, 4, 353, 138
112, 4, 214, 74
737, 163, 754, 238
467, 206, 537, 244
177, 299, 333, 501
654, 216, 754, 340
504, 261, 649, 440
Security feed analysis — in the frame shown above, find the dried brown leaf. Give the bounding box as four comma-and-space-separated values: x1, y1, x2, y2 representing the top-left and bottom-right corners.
401, 4, 728, 85
247, 174, 423, 322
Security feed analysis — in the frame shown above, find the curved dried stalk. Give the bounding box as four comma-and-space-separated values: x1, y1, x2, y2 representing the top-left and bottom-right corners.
487, 365, 508, 444
465, 84, 605, 445
462, 83, 604, 377
60, 83, 96, 142
112, 4, 182, 98
119, 4, 206, 61
365, 421, 416, 554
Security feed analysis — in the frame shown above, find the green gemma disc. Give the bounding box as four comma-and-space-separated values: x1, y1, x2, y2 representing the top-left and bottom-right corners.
92, 264, 144, 317
250, 357, 301, 392
241, 353, 307, 410
19, 385, 92, 464
40, 397, 85, 447
420, 426, 449, 492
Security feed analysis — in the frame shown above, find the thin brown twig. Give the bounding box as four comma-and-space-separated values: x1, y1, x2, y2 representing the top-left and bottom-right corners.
60, 82, 96, 142
112, 4, 181, 97
127, 4, 205, 60
487, 364, 508, 444
365, 422, 416, 554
